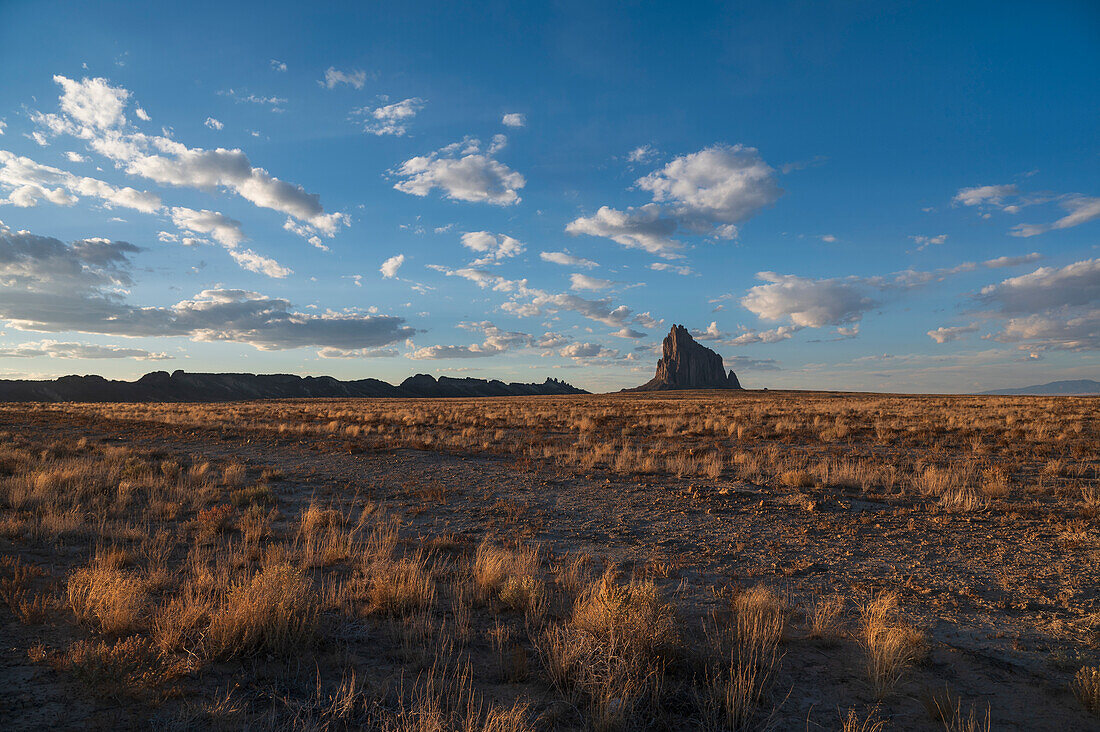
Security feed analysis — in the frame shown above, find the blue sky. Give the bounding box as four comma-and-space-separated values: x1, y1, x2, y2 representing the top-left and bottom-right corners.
0, 0, 1097, 392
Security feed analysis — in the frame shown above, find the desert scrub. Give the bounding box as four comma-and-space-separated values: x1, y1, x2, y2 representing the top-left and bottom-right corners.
206, 561, 319, 658
699, 586, 787, 731
68, 561, 148, 636
859, 591, 926, 697
1073, 666, 1100, 716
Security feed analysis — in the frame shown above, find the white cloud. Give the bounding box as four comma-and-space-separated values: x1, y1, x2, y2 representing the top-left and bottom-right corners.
636, 144, 782, 232
540, 251, 598, 269
64, 151, 87, 163
407, 320, 534, 359
321, 67, 367, 89
317, 346, 397, 358
726, 325, 803, 346
559, 342, 620, 360
978, 259, 1100, 313
927, 324, 980, 344
170, 206, 291, 278
649, 262, 693, 275
742, 272, 876, 328
611, 327, 645, 339
634, 312, 663, 329
170, 206, 245, 247
0, 226, 412, 349
217, 89, 287, 111
355, 97, 426, 136
0, 150, 160, 213
910, 233, 947, 251
53, 75, 130, 130
134, 108, 150, 122
204, 117, 224, 130
501, 113, 526, 128
569, 273, 613, 291
0, 339, 170, 360
270, 59, 287, 72
1010, 196, 1100, 238
953, 184, 1019, 207
627, 145, 658, 164
566, 204, 681, 258
568, 144, 780, 257
0, 119, 6, 135
380, 253, 405, 278
461, 231, 524, 263
394, 139, 525, 205
819, 234, 837, 243
36, 77, 346, 238
690, 322, 725, 340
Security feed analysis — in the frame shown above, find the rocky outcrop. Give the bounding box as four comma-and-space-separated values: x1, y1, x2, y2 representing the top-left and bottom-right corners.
0, 370, 587, 402
629, 325, 742, 391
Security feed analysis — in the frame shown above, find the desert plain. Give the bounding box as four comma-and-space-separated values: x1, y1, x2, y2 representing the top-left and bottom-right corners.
0, 390, 1098, 730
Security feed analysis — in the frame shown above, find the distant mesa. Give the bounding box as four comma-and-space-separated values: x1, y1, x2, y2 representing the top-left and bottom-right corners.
0, 370, 587, 403
977, 379, 1100, 396
629, 325, 743, 391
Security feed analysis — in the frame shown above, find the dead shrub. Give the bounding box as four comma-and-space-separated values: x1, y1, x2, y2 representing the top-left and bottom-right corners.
206, 562, 319, 658
68, 562, 148, 636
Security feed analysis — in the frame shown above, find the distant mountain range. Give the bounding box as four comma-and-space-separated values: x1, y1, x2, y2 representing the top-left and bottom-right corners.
0, 370, 587, 402
978, 379, 1100, 396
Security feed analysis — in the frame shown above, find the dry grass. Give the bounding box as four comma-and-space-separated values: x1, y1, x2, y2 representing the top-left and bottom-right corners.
1073, 666, 1100, 716
0, 393, 1097, 728
205, 561, 319, 658
68, 559, 149, 636
859, 592, 926, 697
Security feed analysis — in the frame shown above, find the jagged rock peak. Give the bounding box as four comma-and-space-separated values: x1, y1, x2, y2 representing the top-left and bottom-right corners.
629, 324, 742, 391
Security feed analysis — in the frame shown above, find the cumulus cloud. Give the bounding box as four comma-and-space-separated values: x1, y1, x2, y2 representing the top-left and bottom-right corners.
568, 144, 780, 257
0, 149, 290, 280
65, 151, 87, 163
355, 97, 426, 136
634, 312, 663, 329
627, 145, 658, 164
726, 325, 803, 346
0, 226, 412, 350
742, 272, 877, 328
739, 254, 1047, 335
53, 74, 130, 130
0, 150, 160, 213
35, 76, 346, 239
461, 231, 524, 264
649, 262, 694, 275
270, 59, 287, 72
611, 327, 645, 339
0, 339, 171, 360
926, 324, 980, 344
1010, 196, 1100, 238
978, 259, 1100, 313
910, 233, 946, 251
317, 346, 397, 358
380, 254, 405, 278
566, 204, 682, 258
204, 117, 224, 130
559, 342, 620, 360
690, 322, 725, 340
635, 144, 782, 233
321, 67, 367, 89
501, 113, 526, 128
407, 320, 534, 359
953, 184, 1019, 207
394, 138, 525, 205
540, 251, 597, 269
569, 273, 613, 291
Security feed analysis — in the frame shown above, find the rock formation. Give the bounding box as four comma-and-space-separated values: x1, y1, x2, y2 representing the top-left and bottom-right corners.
630, 325, 742, 391
0, 370, 587, 402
